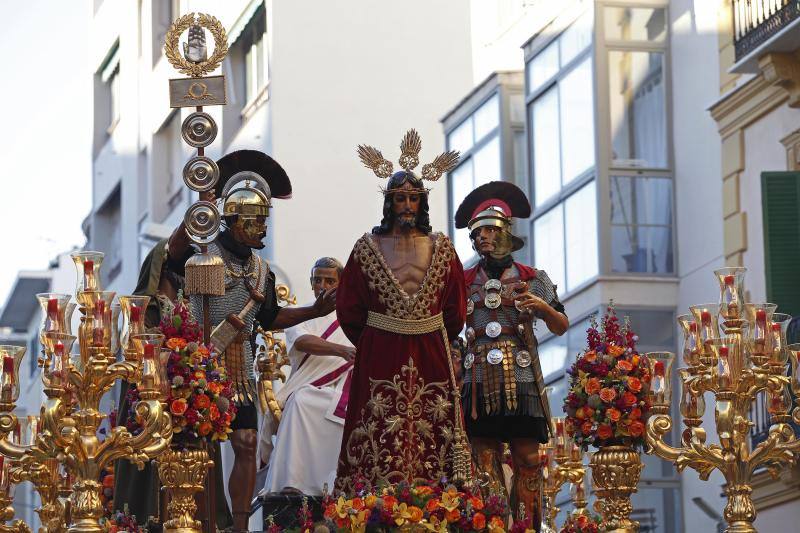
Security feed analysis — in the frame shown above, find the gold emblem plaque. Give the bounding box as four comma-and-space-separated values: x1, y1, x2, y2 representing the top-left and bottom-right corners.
169, 75, 227, 108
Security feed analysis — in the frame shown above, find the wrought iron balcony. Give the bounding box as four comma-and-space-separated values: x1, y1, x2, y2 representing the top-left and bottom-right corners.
733, 0, 800, 61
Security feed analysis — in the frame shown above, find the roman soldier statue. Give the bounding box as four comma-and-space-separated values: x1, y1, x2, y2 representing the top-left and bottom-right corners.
454, 181, 569, 531
168, 150, 336, 532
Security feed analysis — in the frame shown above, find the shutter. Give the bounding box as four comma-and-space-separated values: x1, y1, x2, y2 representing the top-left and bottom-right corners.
761, 172, 800, 318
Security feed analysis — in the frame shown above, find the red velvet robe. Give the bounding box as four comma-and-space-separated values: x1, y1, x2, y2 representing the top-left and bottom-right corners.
334, 232, 466, 493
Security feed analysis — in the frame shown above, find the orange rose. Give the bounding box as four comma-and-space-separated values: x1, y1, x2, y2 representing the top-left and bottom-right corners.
365, 494, 378, 509
472, 512, 486, 530
324, 503, 336, 519
617, 360, 633, 373
597, 424, 613, 440
599, 388, 617, 403
446, 509, 461, 523
622, 391, 638, 407
102, 474, 114, 488
490, 516, 505, 531
198, 421, 212, 436
170, 398, 188, 416
351, 497, 365, 511
584, 350, 597, 363
585, 377, 602, 395
608, 345, 626, 357
425, 498, 440, 513
383, 495, 398, 510
207, 382, 222, 395
629, 420, 645, 437
409, 506, 424, 522
577, 515, 590, 528
576, 407, 587, 420
415, 485, 434, 496
166, 337, 187, 351
627, 376, 642, 393
630, 407, 642, 420
607, 407, 621, 423
193, 370, 206, 381
632, 354, 640, 367
581, 420, 593, 435
469, 496, 484, 510
193, 394, 211, 409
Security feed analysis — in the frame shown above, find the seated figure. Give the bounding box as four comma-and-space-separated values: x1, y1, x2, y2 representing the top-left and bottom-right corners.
258, 257, 355, 495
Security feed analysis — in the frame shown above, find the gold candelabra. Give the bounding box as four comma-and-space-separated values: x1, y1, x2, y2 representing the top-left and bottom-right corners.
645, 267, 800, 533
541, 417, 588, 531
0, 251, 172, 533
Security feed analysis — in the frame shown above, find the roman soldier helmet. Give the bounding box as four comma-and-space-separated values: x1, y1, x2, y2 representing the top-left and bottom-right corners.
454, 181, 531, 252
356, 129, 460, 194
214, 149, 292, 219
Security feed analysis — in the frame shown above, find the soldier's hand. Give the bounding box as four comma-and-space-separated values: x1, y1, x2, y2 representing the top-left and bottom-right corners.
336, 345, 357, 362
514, 293, 548, 315
314, 288, 337, 316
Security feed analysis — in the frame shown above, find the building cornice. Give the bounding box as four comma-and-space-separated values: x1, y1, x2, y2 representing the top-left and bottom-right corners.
709, 74, 787, 138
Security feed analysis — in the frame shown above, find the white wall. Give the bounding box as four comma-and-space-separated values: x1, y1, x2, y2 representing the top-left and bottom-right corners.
265, 0, 474, 303
670, 0, 728, 531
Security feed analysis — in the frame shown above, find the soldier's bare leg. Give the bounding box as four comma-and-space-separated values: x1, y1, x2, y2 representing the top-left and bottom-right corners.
510, 438, 542, 532
230, 428, 258, 531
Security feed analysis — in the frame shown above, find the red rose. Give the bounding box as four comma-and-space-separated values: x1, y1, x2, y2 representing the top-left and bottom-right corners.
629, 420, 645, 437
622, 391, 638, 407
597, 424, 613, 440
599, 388, 617, 403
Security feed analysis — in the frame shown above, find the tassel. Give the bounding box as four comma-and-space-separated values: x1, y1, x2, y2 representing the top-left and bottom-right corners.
184, 252, 225, 296
451, 428, 473, 486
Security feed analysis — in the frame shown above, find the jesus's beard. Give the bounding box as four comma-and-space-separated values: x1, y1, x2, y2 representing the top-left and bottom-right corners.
396, 215, 417, 230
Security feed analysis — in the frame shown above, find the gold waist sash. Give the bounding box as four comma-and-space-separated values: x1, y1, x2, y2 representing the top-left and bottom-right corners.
366, 311, 443, 335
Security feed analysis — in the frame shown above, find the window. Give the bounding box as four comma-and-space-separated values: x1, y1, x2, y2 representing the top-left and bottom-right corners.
762, 172, 800, 317
152, 0, 180, 66
242, 4, 268, 106
610, 176, 674, 273
532, 181, 597, 293
99, 43, 120, 134
527, 10, 595, 208
446, 93, 502, 261
604, 6, 666, 42
608, 51, 667, 169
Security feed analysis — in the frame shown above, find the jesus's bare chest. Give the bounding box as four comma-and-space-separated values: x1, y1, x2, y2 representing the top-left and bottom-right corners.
375, 235, 434, 295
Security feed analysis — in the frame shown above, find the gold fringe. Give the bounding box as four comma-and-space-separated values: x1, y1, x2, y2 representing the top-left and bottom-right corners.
184, 252, 225, 296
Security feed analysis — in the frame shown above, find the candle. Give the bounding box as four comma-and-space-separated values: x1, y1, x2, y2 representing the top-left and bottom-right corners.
83, 260, 95, 290
130, 304, 141, 324
1, 356, 14, 403
143, 344, 155, 358
718, 346, 731, 388
47, 298, 59, 321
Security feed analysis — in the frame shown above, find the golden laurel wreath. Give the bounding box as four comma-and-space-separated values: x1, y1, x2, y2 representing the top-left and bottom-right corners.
164, 12, 229, 78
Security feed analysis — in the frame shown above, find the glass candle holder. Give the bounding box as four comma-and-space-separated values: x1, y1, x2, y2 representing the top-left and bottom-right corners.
42, 333, 76, 390
647, 352, 675, 410
689, 304, 720, 351
0, 346, 26, 404
553, 416, 566, 457
110, 302, 121, 359
745, 303, 778, 362
679, 379, 705, 419
787, 343, 800, 396
25, 415, 38, 447
708, 339, 736, 390
119, 296, 150, 355
70, 251, 104, 294
130, 333, 165, 368
678, 314, 700, 367
77, 291, 116, 351
714, 267, 746, 322
769, 313, 792, 369
36, 293, 73, 345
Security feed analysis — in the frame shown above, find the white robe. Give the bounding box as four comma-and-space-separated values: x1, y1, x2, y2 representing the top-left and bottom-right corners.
258, 309, 353, 495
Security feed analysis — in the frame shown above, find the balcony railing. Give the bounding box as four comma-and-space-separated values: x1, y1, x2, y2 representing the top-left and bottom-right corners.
733, 0, 800, 61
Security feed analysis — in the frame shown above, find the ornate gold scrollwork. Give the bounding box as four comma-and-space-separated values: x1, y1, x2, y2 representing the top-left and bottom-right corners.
164, 13, 229, 78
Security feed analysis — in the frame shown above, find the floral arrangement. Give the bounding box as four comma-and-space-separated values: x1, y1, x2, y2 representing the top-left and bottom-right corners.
321, 480, 522, 532
102, 505, 144, 532
559, 513, 602, 533
126, 294, 236, 447
99, 465, 115, 515
563, 305, 651, 449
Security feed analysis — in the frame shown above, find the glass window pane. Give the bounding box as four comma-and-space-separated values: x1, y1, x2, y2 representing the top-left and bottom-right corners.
604, 7, 666, 42
448, 117, 474, 155
474, 93, 500, 141
559, 58, 595, 184
450, 160, 475, 262
609, 51, 667, 168
560, 10, 593, 66
473, 136, 501, 186
564, 181, 598, 290
610, 176, 673, 226
611, 225, 674, 274
531, 88, 561, 207
533, 205, 566, 292
538, 334, 567, 379
528, 40, 559, 94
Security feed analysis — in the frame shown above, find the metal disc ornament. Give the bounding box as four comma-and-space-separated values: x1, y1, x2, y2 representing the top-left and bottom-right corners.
184, 201, 220, 244
463, 352, 475, 370
515, 350, 532, 368
466, 300, 474, 315
484, 279, 502, 291
183, 156, 219, 191
485, 321, 502, 338
485, 293, 501, 309
181, 111, 217, 147
486, 348, 504, 365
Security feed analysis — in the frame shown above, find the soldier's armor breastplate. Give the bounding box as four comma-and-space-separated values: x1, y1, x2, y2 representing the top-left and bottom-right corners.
190, 240, 267, 404
465, 265, 543, 417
